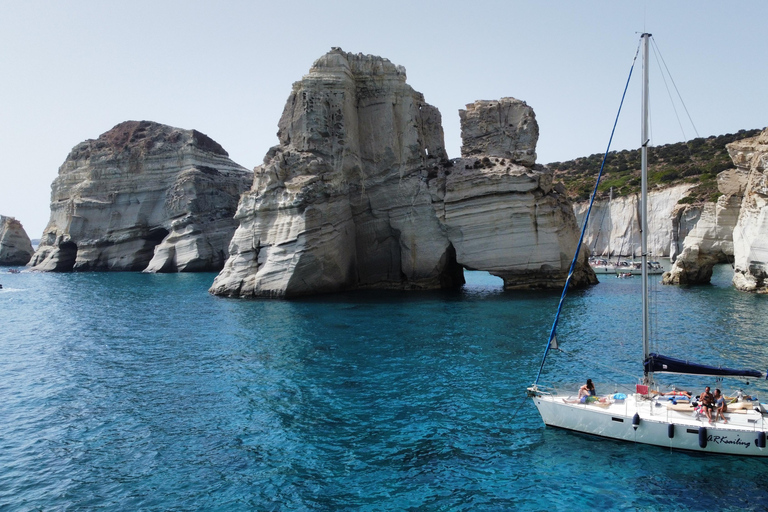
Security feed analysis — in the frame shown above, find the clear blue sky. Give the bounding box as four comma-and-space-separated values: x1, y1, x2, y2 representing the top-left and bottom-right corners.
1, 1, 766, 239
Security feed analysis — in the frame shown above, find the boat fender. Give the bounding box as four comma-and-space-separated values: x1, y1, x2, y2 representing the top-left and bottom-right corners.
667, 424, 674, 439
756, 431, 766, 449
632, 413, 640, 430
698, 427, 707, 449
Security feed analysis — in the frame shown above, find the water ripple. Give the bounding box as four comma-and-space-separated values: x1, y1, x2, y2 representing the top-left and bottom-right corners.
1, 267, 768, 510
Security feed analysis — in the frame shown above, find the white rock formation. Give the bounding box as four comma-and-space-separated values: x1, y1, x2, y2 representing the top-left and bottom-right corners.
730, 128, 768, 292
442, 98, 593, 289
0, 215, 34, 265
211, 50, 594, 298
29, 121, 252, 272
662, 169, 747, 284
574, 184, 694, 259
211, 49, 454, 297
439, 158, 593, 289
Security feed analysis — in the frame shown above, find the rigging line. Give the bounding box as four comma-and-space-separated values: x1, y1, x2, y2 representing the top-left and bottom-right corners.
533, 38, 642, 386
651, 37, 700, 139
508, 396, 529, 419
650, 41, 689, 147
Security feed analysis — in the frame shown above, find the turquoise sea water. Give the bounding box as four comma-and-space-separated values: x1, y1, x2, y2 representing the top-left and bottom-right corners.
2, 265, 768, 511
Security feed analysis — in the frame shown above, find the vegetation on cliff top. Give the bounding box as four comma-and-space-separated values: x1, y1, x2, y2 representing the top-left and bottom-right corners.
548, 129, 761, 205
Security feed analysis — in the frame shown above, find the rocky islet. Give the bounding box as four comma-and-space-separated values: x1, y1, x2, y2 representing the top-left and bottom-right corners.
14, 48, 766, 296
29, 121, 252, 273
0, 215, 34, 266
209, 49, 594, 298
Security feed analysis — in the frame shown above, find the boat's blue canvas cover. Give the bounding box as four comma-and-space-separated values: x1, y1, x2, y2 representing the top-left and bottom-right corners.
644, 353, 765, 378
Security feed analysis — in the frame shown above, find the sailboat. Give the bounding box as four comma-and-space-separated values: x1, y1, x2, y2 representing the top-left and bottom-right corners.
527, 33, 768, 455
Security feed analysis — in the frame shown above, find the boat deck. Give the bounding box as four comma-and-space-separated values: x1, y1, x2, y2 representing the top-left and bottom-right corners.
531, 390, 768, 455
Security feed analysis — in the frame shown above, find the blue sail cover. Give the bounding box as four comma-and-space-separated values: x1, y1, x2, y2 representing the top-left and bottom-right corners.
644, 353, 765, 379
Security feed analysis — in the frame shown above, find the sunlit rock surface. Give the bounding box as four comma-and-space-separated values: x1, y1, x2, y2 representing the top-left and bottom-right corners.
662, 169, 747, 285
575, 184, 694, 260
0, 215, 34, 265
211, 50, 594, 298
730, 128, 768, 292
29, 121, 252, 272
442, 98, 594, 290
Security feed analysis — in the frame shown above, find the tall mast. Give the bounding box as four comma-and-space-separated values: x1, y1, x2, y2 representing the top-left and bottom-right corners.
641, 33, 651, 382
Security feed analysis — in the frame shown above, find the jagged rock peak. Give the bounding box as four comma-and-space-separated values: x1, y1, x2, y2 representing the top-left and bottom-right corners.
67, 121, 228, 162
459, 98, 539, 166
29, 121, 252, 273
309, 47, 407, 81
0, 215, 34, 266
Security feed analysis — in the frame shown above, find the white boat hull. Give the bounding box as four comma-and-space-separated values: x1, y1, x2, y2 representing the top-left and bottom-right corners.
530, 392, 768, 456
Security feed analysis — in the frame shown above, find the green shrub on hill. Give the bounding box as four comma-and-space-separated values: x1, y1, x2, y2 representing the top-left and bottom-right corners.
550, 129, 761, 204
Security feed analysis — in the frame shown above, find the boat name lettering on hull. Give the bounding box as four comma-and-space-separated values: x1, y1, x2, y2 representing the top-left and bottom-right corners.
708, 435, 751, 449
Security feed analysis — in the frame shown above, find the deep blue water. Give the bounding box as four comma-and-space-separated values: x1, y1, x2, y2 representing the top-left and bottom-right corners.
2, 266, 768, 511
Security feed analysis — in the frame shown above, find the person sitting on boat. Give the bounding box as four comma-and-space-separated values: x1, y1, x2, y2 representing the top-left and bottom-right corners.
714, 388, 728, 424
578, 379, 596, 403
698, 386, 715, 423
660, 389, 692, 398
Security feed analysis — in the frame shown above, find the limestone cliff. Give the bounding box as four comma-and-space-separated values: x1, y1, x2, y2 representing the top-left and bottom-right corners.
574, 184, 694, 259
662, 168, 747, 285
730, 128, 768, 292
442, 99, 594, 290
29, 121, 252, 272
210, 50, 594, 298
0, 215, 34, 265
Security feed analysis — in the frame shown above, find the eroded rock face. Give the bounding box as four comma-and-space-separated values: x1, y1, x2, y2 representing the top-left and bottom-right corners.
211, 49, 594, 298
211, 48, 455, 297
662, 169, 747, 285
29, 121, 252, 272
459, 98, 538, 166
439, 157, 594, 289
0, 215, 34, 265
730, 128, 768, 292
575, 184, 694, 259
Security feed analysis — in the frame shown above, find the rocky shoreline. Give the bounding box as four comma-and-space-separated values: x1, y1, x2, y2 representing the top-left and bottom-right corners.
575, 128, 768, 291
6, 48, 766, 297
